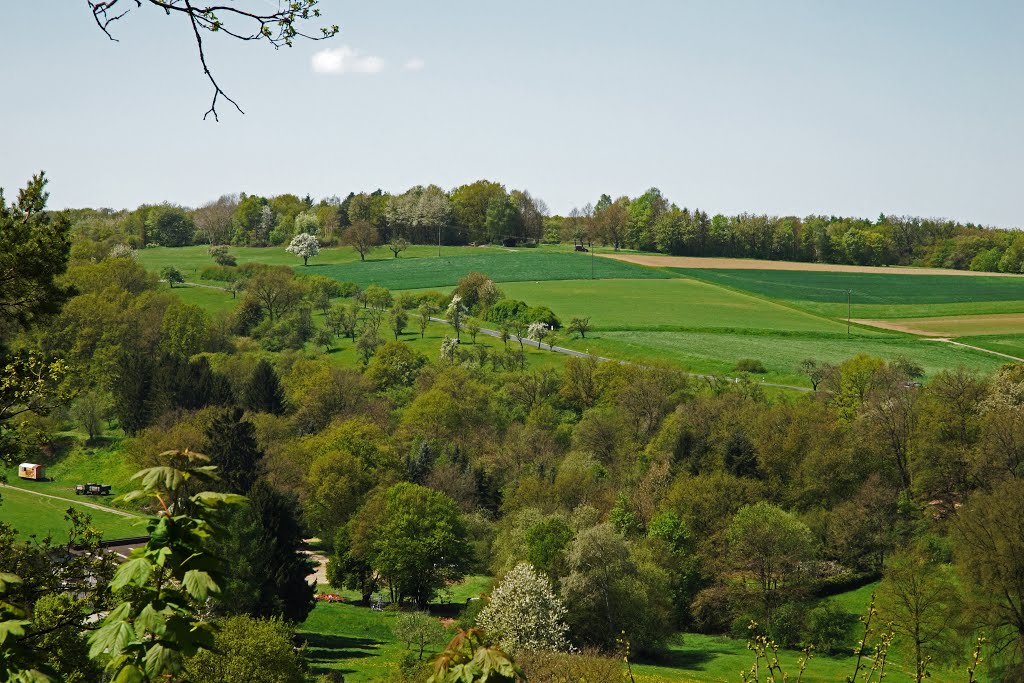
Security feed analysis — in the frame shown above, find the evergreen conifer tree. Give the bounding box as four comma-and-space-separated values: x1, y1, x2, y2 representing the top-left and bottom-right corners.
242, 359, 285, 414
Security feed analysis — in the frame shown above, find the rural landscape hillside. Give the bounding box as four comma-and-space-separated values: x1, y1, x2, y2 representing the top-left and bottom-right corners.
4, 2, 1024, 683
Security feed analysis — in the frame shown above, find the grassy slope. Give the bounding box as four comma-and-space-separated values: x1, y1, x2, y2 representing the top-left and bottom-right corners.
683, 269, 1024, 319
0, 436, 143, 540
560, 330, 1007, 386
297, 579, 961, 683
320, 318, 568, 373
0, 486, 141, 540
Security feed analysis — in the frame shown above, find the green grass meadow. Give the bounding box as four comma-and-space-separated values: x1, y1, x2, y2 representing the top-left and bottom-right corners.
297, 578, 967, 683
0, 485, 141, 540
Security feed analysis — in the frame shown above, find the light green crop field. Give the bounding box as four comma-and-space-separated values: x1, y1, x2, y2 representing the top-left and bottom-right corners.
681, 269, 1024, 319
0, 485, 142, 540
499, 280, 877, 335
313, 251, 668, 290
558, 330, 1007, 386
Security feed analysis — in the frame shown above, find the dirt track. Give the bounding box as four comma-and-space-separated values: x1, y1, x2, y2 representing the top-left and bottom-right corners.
598, 253, 1024, 277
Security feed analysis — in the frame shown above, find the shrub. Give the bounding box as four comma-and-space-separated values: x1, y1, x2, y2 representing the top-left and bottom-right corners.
200, 264, 240, 282
516, 649, 621, 683
805, 601, 857, 654
486, 299, 529, 325
184, 616, 304, 683
527, 305, 561, 330
734, 358, 767, 374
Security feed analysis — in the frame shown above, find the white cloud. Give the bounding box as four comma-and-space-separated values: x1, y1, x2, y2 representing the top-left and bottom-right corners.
311, 46, 385, 75
403, 57, 426, 72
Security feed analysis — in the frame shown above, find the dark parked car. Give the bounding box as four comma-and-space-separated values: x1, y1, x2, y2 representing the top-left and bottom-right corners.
75, 483, 111, 496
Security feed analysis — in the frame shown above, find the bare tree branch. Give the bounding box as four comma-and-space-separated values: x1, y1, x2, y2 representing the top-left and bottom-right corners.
87, 0, 339, 120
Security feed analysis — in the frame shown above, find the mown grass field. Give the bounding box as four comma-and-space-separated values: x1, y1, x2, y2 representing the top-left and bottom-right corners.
682, 269, 1024, 319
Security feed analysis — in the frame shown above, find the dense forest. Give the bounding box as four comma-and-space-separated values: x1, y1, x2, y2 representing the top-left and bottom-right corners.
70, 181, 1024, 272
2, 172, 1024, 682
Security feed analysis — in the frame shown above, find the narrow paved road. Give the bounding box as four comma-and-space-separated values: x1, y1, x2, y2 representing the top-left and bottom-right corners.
429, 317, 812, 392
0, 483, 141, 518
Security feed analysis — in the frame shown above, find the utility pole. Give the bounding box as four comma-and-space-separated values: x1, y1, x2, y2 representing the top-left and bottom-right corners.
438, 225, 441, 257
847, 289, 852, 337
590, 240, 594, 279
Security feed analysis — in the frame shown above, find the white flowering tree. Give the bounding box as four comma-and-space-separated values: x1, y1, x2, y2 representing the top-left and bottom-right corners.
445, 294, 467, 340
440, 336, 460, 362
527, 321, 550, 350
476, 562, 570, 654
286, 232, 321, 266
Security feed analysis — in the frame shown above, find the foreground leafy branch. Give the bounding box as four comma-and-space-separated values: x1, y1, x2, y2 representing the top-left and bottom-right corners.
88, 450, 245, 681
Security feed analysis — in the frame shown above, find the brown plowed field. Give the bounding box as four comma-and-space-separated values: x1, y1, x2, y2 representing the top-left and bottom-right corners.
598, 253, 1024, 277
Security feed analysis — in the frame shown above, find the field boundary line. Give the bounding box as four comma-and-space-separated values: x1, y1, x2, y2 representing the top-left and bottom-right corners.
428, 318, 812, 392
0, 483, 141, 519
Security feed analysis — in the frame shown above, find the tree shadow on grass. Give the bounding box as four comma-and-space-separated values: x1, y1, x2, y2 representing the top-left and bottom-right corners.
638, 645, 724, 671
302, 632, 383, 673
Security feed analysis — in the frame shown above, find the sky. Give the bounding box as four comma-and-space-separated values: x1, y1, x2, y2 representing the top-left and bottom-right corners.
2, 1, 1023, 226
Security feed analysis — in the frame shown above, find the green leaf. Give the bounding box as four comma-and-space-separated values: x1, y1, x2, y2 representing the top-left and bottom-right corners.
132, 466, 185, 493
182, 569, 219, 600
133, 603, 166, 636
142, 642, 179, 678
88, 602, 134, 658
110, 663, 146, 683
12, 669, 55, 683
0, 573, 22, 592
190, 491, 247, 509
111, 558, 152, 591
0, 618, 30, 645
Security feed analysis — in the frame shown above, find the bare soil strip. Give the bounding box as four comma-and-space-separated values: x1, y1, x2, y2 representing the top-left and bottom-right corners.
599, 253, 1024, 277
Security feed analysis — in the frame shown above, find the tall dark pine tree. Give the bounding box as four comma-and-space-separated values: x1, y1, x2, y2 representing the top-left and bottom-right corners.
242, 359, 286, 415
205, 408, 262, 495
111, 349, 156, 435
213, 480, 315, 623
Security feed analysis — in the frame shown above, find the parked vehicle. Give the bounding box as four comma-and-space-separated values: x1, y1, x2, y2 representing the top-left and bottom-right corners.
75, 483, 111, 496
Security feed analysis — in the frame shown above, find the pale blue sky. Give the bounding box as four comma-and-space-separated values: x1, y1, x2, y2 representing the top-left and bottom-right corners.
2, 2, 1022, 226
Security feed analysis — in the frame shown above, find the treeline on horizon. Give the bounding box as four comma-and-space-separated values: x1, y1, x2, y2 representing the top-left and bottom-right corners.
67, 181, 1024, 273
